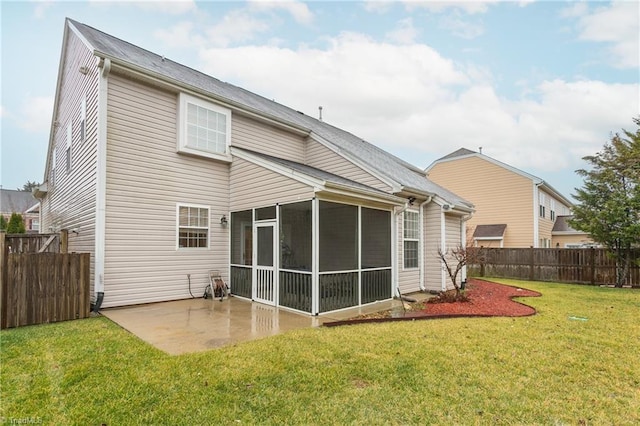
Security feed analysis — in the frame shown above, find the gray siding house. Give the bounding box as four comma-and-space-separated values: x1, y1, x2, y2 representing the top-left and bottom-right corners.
37, 19, 474, 314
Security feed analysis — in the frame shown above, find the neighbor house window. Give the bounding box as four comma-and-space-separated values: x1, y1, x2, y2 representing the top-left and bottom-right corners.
177, 204, 209, 248
178, 93, 231, 161
65, 121, 72, 173
403, 210, 419, 269
31, 219, 40, 232
539, 192, 546, 218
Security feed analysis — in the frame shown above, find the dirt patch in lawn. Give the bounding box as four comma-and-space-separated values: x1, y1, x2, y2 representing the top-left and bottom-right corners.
324, 279, 541, 327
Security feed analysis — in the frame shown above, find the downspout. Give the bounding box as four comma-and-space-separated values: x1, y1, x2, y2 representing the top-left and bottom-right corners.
533, 182, 540, 248
440, 205, 447, 291
92, 57, 110, 312
418, 196, 433, 291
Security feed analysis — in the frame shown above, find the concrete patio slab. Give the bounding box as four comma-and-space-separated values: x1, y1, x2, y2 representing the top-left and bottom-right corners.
101, 295, 420, 355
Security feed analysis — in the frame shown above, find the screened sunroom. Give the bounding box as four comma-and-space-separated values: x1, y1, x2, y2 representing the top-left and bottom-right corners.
229, 199, 393, 315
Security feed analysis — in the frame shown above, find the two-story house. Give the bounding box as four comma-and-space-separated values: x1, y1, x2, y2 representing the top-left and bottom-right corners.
0, 189, 40, 233
36, 19, 474, 314
426, 148, 590, 248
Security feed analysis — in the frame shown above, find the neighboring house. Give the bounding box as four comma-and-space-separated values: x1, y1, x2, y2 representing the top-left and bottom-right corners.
426, 148, 584, 248
551, 215, 595, 248
36, 19, 474, 313
0, 189, 40, 233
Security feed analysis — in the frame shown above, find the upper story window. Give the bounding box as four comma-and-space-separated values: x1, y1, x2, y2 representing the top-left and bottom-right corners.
178, 93, 231, 162
403, 210, 419, 269
538, 192, 546, 218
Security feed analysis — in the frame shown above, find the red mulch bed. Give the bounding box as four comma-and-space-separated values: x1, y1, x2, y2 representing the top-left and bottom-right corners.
324, 279, 541, 327
409, 278, 541, 318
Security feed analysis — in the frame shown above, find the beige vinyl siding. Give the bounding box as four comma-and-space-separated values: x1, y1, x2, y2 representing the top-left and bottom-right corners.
397, 210, 419, 294
231, 113, 305, 162
538, 189, 556, 244
103, 74, 230, 308
306, 140, 393, 193
41, 30, 99, 297
444, 213, 463, 290
229, 157, 314, 211
428, 156, 534, 248
423, 203, 443, 292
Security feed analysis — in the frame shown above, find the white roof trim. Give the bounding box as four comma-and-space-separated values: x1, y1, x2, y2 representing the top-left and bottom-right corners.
230, 148, 404, 205
308, 132, 402, 193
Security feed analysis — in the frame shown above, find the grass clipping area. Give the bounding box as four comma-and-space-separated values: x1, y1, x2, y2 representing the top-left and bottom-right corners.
1, 279, 639, 425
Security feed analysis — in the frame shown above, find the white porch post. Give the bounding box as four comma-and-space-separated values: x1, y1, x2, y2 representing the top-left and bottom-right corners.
312, 197, 319, 315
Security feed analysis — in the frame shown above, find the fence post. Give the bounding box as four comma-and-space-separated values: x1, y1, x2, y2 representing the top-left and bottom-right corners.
60, 229, 68, 254
590, 247, 596, 285
529, 246, 535, 281
0, 232, 6, 329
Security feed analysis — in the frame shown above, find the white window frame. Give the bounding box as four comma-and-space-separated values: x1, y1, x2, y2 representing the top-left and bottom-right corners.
403, 210, 419, 269
177, 93, 232, 162
176, 203, 210, 249
31, 218, 40, 232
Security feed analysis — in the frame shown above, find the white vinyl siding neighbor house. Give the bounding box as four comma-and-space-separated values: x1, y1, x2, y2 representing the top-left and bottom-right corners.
38, 18, 474, 313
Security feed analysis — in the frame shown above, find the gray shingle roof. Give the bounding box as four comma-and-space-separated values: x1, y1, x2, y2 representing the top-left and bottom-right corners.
0, 189, 39, 214
473, 224, 507, 239
437, 147, 476, 161
234, 148, 392, 196
552, 215, 581, 233
68, 19, 472, 210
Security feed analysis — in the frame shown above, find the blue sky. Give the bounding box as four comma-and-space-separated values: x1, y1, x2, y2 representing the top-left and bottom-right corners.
1, 0, 638, 201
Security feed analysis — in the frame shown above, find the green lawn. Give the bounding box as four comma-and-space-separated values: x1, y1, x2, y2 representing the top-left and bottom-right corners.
2, 279, 639, 425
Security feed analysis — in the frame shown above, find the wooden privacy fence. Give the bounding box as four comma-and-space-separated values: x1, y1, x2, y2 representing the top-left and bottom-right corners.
1, 232, 90, 329
468, 247, 640, 287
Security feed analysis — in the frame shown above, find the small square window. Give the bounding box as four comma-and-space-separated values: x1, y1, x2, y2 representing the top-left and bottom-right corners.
178, 93, 231, 162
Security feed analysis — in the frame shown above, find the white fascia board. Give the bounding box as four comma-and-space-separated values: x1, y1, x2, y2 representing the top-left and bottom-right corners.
230, 148, 324, 191
308, 132, 403, 193
102, 58, 311, 138
474, 236, 504, 241
25, 202, 40, 214
322, 182, 406, 205
539, 182, 574, 208
44, 22, 74, 184
552, 231, 589, 236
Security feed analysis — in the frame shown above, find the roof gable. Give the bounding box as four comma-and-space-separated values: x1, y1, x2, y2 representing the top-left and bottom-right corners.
65, 18, 472, 210
1, 190, 39, 214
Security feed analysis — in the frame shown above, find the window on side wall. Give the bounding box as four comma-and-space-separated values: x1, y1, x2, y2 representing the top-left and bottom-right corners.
177, 204, 210, 249
403, 210, 419, 269
178, 93, 231, 161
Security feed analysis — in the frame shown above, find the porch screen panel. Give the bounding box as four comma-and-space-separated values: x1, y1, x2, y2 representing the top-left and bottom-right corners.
361, 208, 391, 268
319, 201, 358, 272
280, 201, 312, 271
319, 272, 358, 312
279, 271, 312, 312
231, 210, 253, 265
361, 269, 392, 304
231, 266, 251, 298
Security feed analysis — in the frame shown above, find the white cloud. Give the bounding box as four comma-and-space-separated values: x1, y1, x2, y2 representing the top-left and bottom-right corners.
33, 0, 54, 19
204, 10, 270, 48
404, 0, 498, 15
154, 21, 204, 49
439, 15, 484, 39
92, 0, 197, 15
16, 96, 54, 134
249, 0, 314, 25
194, 34, 637, 177
385, 18, 419, 44
363, 1, 394, 14
565, 1, 639, 69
